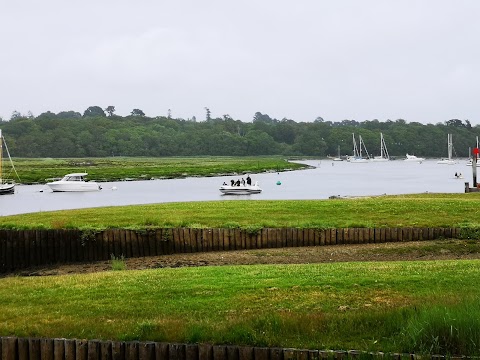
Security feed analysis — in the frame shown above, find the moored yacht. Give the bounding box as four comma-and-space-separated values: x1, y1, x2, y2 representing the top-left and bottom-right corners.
404, 154, 425, 163
47, 173, 101, 192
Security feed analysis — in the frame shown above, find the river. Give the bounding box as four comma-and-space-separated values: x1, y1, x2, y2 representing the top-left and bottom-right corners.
0, 159, 471, 216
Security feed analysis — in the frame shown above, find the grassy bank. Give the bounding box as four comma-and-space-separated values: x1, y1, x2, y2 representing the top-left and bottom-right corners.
10, 156, 306, 184
1, 260, 479, 355
2, 193, 480, 230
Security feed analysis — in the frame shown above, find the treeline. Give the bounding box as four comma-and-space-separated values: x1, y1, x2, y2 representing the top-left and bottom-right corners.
2, 107, 479, 158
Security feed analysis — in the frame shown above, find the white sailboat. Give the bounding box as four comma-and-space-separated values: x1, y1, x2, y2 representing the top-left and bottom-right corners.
332, 145, 343, 161
371, 133, 390, 162
466, 136, 480, 167
0, 129, 19, 195
437, 134, 458, 165
348, 134, 369, 163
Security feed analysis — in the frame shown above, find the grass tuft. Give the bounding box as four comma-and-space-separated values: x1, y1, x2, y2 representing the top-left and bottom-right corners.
110, 254, 126, 271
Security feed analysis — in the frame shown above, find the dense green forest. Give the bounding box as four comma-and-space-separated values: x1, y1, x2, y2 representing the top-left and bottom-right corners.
1, 106, 478, 158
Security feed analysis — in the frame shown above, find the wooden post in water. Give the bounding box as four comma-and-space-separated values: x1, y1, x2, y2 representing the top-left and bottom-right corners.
473, 150, 477, 187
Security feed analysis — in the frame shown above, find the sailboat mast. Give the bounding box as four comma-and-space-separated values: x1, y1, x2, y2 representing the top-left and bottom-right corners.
352, 133, 358, 157
448, 134, 453, 160
380, 133, 384, 158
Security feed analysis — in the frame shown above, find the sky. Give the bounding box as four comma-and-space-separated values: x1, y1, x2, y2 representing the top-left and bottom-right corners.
1, 1, 479, 124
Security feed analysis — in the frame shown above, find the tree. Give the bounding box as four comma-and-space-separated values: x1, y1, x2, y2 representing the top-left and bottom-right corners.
253, 112, 274, 123
131, 109, 145, 117
10, 110, 22, 120
36, 111, 57, 120
57, 111, 81, 119
105, 106, 116, 117
83, 106, 106, 117
204, 107, 211, 121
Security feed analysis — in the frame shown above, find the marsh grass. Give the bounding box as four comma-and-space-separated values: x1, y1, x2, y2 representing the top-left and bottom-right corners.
12, 156, 306, 184
2, 193, 480, 230
1, 260, 480, 354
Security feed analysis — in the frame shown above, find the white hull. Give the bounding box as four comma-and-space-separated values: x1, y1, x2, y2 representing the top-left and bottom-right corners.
47, 182, 101, 192
404, 154, 425, 162
348, 157, 369, 163
47, 172, 101, 192
371, 157, 389, 162
219, 183, 262, 195
466, 160, 480, 167
0, 183, 15, 195
437, 159, 457, 165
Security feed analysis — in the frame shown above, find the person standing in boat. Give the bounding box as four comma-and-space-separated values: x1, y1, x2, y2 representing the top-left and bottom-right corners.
230, 179, 235, 186
246, 175, 252, 185
241, 178, 246, 186
236, 179, 241, 186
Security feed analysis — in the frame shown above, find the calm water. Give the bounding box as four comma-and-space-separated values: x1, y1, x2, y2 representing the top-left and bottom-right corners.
0, 159, 471, 216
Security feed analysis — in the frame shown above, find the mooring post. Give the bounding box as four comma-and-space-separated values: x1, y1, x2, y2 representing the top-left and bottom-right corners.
473, 151, 478, 187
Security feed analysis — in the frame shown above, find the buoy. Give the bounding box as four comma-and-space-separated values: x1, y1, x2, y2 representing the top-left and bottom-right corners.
276, 181, 282, 185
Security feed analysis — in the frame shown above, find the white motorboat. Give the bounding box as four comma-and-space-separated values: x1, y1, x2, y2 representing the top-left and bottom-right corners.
47, 173, 102, 192
0, 129, 19, 195
219, 181, 262, 195
404, 154, 425, 163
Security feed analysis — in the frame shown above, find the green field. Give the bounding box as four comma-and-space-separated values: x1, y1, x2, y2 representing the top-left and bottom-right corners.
1, 193, 480, 230
7, 156, 306, 184
1, 260, 479, 355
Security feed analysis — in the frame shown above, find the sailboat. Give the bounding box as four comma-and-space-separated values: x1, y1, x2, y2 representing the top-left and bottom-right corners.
332, 145, 343, 161
348, 134, 369, 163
437, 134, 457, 165
371, 133, 390, 162
0, 129, 19, 195
466, 136, 480, 167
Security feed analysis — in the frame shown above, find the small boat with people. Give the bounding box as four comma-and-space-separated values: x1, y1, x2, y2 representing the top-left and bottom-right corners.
219, 175, 262, 195
47, 173, 102, 192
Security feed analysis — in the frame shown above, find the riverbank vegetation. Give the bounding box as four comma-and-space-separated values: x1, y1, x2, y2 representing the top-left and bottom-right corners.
1, 193, 480, 230
8, 156, 306, 184
1, 260, 479, 355
2, 109, 477, 159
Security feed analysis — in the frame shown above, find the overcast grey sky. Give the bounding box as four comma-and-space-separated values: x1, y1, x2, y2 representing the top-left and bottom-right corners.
1, 1, 479, 124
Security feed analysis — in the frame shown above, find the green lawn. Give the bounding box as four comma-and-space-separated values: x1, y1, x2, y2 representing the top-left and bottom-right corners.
1, 260, 479, 355
1, 193, 480, 230
2, 188, 480, 355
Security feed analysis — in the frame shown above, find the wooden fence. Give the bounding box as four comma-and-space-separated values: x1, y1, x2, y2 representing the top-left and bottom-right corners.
0, 336, 455, 360
0, 227, 461, 273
